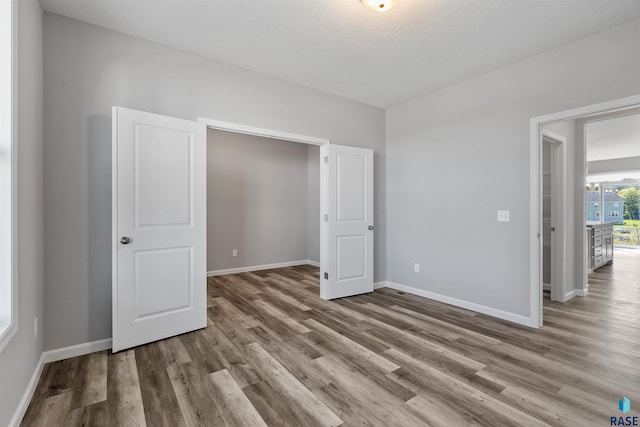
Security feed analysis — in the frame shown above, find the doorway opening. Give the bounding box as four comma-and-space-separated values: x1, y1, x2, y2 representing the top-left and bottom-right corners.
199, 118, 328, 284
530, 95, 640, 327
199, 118, 376, 300
205, 128, 322, 277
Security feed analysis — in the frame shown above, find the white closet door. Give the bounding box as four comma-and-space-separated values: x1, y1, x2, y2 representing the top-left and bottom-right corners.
320, 144, 374, 299
112, 106, 206, 352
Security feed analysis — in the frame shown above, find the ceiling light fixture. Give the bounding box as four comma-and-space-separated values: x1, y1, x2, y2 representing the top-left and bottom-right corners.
360, 0, 399, 12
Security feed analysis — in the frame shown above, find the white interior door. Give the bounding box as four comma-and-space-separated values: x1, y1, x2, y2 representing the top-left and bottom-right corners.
550, 140, 566, 302
542, 130, 566, 303
542, 143, 553, 294
112, 106, 206, 353
320, 144, 374, 299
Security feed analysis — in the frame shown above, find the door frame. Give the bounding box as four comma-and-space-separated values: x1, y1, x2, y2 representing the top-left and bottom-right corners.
198, 118, 329, 147
529, 94, 640, 328
197, 117, 330, 286
541, 129, 566, 303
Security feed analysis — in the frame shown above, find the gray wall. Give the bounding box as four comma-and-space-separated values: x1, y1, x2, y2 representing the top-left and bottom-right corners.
207, 129, 310, 271
385, 19, 640, 319
307, 145, 320, 263
0, 0, 44, 425
42, 13, 385, 350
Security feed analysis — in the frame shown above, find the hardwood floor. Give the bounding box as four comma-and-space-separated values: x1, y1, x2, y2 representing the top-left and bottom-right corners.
22, 253, 640, 426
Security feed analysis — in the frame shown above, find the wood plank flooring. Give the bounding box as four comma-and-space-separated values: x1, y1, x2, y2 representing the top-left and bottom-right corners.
22, 252, 640, 426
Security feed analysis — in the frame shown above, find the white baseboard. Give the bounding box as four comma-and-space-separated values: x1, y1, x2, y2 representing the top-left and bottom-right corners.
207, 260, 318, 277
576, 287, 588, 297
9, 338, 113, 426
561, 289, 577, 302
374, 281, 389, 290
561, 287, 589, 301
544, 283, 585, 301
376, 281, 536, 328
42, 338, 112, 364
9, 353, 45, 427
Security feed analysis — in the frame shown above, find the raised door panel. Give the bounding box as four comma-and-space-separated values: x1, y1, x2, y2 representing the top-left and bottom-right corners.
134, 125, 192, 227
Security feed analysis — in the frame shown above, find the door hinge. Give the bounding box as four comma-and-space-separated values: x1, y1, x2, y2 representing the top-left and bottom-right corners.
323, 156, 328, 164
324, 214, 328, 222
324, 272, 328, 280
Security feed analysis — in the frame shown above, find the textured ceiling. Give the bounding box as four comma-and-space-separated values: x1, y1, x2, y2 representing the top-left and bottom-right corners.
587, 114, 640, 162
40, 0, 640, 108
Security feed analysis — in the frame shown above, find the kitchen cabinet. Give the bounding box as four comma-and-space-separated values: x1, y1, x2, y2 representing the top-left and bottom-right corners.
587, 223, 614, 270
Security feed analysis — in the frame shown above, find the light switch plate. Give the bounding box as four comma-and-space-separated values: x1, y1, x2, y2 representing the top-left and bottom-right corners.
497, 210, 510, 222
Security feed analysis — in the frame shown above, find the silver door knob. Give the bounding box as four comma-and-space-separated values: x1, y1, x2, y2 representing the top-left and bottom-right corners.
120, 236, 131, 245
368, 225, 374, 230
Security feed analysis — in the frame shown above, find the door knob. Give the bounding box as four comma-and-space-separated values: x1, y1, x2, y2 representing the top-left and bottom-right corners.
120, 236, 131, 245
368, 225, 374, 230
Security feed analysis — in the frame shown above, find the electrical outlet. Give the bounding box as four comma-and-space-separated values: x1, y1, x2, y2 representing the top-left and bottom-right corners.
232, 249, 238, 257
34, 318, 38, 339
497, 210, 510, 222
414, 263, 420, 273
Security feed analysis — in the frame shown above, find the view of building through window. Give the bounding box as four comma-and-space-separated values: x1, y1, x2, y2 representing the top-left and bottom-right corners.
587, 181, 640, 247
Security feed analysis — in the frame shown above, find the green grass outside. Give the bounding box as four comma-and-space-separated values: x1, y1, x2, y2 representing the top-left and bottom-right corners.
613, 219, 640, 246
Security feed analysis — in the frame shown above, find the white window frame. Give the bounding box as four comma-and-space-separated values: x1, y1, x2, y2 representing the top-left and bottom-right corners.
0, 0, 17, 351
